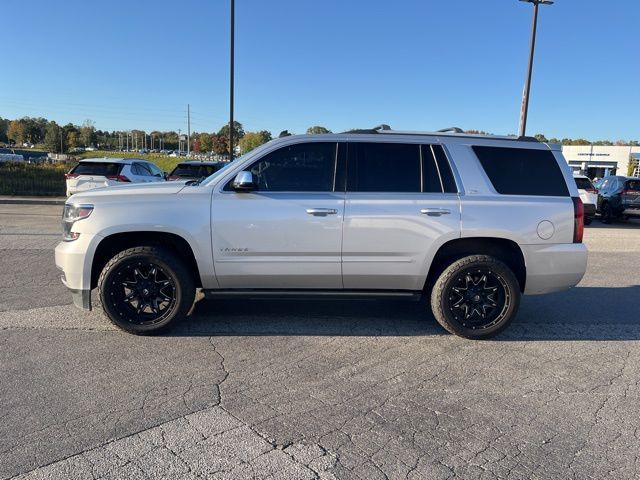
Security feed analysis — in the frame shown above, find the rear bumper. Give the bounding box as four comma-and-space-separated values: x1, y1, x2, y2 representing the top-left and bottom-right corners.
583, 203, 596, 217
522, 243, 587, 295
622, 207, 640, 217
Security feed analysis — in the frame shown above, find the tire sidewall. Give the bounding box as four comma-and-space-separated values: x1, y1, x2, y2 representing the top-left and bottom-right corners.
432, 256, 521, 339
99, 248, 192, 334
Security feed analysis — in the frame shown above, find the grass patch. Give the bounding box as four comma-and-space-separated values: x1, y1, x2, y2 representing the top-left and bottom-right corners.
0, 162, 69, 196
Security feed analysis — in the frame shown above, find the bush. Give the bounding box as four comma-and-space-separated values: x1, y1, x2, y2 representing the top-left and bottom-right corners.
0, 162, 70, 196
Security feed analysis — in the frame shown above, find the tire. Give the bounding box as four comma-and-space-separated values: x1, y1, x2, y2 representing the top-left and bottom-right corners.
584, 216, 592, 226
430, 255, 521, 339
601, 203, 613, 224
98, 246, 195, 334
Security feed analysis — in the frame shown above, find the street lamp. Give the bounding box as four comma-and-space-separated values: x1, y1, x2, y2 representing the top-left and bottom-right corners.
518, 0, 553, 138
229, 0, 235, 160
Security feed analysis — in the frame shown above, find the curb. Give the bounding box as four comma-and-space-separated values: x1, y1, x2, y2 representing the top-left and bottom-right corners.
0, 198, 66, 206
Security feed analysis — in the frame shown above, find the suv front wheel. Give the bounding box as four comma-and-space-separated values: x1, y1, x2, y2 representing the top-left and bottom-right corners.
98, 246, 195, 334
430, 255, 521, 339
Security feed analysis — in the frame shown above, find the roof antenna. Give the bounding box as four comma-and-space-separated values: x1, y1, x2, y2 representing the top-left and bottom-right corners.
374, 124, 391, 131
437, 127, 464, 133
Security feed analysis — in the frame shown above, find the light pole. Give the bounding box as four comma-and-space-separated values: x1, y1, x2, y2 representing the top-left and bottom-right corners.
518, 0, 553, 138
229, 0, 235, 160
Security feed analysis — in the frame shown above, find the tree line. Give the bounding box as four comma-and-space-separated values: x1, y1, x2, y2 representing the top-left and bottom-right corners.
2, 116, 635, 155
0, 116, 334, 155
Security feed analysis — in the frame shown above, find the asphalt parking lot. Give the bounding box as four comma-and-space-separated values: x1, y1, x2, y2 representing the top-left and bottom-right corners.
1, 204, 640, 480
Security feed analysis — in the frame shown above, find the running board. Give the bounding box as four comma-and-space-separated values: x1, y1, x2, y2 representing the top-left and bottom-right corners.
203, 289, 423, 301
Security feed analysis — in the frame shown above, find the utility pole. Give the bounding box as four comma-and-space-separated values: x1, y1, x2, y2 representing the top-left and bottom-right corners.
178, 129, 181, 155
518, 0, 553, 138
187, 104, 191, 156
229, 0, 235, 160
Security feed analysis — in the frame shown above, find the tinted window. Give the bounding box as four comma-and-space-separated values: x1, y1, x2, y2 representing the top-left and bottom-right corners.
71, 162, 123, 176
575, 177, 594, 190
473, 146, 569, 196
348, 143, 421, 192
421, 145, 444, 193
171, 164, 219, 177
237, 142, 336, 192
624, 180, 640, 191
430, 145, 458, 193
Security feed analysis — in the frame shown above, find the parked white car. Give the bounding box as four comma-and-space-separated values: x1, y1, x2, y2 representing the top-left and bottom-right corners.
573, 174, 597, 225
56, 126, 587, 339
65, 158, 165, 196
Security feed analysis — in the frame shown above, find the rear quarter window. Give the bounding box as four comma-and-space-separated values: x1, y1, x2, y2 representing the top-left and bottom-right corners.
472, 146, 569, 196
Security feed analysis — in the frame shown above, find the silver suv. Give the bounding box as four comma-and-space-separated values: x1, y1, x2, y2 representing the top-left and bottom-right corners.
55, 126, 587, 339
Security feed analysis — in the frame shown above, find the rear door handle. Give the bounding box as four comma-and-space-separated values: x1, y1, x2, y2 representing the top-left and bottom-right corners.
306, 208, 338, 216
420, 208, 451, 217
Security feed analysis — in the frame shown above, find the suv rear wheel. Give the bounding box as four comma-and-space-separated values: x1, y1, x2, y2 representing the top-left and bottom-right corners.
98, 246, 195, 334
430, 255, 521, 339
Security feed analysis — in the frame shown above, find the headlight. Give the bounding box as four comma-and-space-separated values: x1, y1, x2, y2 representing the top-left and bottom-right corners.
62, 204, 93, 241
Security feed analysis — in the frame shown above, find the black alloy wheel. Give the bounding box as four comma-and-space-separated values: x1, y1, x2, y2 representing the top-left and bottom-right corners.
98, 246, 195, 334
431, 255, 520, 339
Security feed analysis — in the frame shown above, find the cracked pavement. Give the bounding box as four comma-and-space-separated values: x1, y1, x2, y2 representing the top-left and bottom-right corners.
1, 205, 640, 479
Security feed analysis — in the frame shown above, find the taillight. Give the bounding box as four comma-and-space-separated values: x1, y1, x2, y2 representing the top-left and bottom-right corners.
106, 175, 131, 182
622, 189, 640, 195
572, 197, 584, 243
64, 173, 79, 179
167, 175, 179, 181
585, 188, 597, 193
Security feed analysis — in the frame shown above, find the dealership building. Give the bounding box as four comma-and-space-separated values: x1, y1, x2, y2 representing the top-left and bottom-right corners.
562, 145, 640, 179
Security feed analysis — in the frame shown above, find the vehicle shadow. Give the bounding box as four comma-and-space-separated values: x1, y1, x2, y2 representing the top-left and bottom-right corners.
168, 286, 640, 341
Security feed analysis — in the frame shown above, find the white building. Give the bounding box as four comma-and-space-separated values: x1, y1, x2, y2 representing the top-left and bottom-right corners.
562, 145, 640, 179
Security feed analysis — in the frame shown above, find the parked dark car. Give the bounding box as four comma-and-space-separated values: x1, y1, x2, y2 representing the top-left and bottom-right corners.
166, 161, 225, 181
597, 175, 640, 223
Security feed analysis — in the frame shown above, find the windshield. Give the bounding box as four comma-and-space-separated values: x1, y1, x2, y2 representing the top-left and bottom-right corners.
625, 180, 640, 191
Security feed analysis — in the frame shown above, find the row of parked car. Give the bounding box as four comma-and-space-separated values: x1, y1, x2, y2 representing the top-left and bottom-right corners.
574, 174, 640, 224
64, 158, 226, 196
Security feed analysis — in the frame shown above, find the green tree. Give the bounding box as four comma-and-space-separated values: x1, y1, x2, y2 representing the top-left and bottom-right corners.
80, 119, 96, 147
66, 131, 79, 150
306, 126, 331, 134
239, 130, 272, 154
44, 121, 62, 153
534, 134, 548, 142
217, 121, 245, 154
199, 133, 213, 152
212, 133, 229, 156
7, 120, 24, 145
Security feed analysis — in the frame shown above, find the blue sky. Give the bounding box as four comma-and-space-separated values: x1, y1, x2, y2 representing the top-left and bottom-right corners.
1, 0, 638, 140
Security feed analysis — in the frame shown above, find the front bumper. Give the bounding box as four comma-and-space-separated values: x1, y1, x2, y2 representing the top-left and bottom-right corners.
522, 243, 588, 295
55, 233, 102, 310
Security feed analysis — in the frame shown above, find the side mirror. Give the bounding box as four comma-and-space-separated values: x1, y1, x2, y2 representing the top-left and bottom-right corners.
232, 171, 257, 192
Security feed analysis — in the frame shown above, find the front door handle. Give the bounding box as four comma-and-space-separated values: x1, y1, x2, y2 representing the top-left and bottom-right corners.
306, 208, 338, 216
420, 208, 451, 217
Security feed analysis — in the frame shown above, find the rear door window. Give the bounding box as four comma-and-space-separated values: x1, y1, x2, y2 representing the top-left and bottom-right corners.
472, 146, 569, 196
71, 162, 123, 176
347, 143, 421, 192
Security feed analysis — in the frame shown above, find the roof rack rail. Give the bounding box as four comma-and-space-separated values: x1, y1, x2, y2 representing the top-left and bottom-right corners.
342, 124, 391, 134
437, 127, 464, 133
